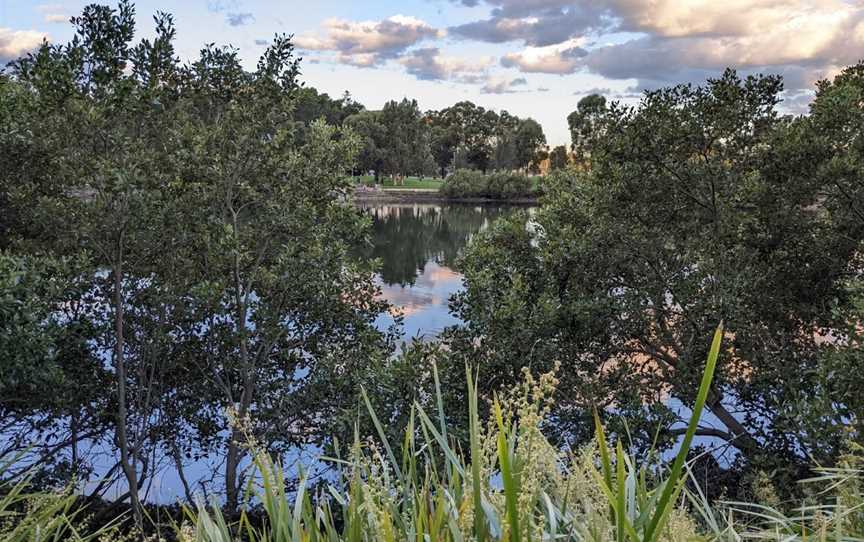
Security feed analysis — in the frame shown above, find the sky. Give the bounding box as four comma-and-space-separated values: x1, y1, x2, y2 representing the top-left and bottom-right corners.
2, 0, 863, 145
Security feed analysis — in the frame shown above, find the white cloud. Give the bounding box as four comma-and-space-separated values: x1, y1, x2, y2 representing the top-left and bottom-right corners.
500, 38, 587, 74
399, 47, 493, 81
43, 14, 68, 23
0, 28, 47, 64
481, 75, 528, 93
295, 15, 443, 66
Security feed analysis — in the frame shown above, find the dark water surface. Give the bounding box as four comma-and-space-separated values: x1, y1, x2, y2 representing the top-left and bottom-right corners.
355, 202, 525, 339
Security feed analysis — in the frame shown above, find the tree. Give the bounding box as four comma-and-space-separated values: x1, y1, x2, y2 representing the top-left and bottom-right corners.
7, 2, 189, 527
549, 145, 569, 171
567, 93, 607, 161
378, 98, 435, 180
167, 38, 393, 512
430, 101, 497, 173
513, 118, 546, 171
292, 87, 364, 144
447, 69, 864, 489
0, 253, 112, 490
3, 1, 395, 520
428, 115, 460, 177
345, 110, 386, 179
490, 110, 520, 171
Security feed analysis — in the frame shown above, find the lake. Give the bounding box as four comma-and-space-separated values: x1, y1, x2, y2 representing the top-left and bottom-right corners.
355, 202, 526, 339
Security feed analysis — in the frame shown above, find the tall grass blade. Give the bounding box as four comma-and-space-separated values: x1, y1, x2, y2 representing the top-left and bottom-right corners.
643, 322, 724, 542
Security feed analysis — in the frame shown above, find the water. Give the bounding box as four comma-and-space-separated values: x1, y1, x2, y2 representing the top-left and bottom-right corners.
355, 202, 526, 340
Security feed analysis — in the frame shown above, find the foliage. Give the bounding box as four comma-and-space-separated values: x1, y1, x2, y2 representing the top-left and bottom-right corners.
178, 325, 725, 541
345, 100, 436, 179
292, 88, 363, 144
0, 454, 109, 541
567, 93, 607, 161
0, 0, 394, 524
440, 169, 535, 200
549, 145, 570, 171
447, 68, 864, 494
513, 118, 547, 172
427, 102, 546, 175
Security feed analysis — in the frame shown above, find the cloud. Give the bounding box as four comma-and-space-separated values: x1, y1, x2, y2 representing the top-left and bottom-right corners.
450, 5, 606, 46
582, 11, 862, 92
573, 87, 611, 96
398, 47, 493, 81
207, 0, 239, 12
254, 39, 269, 46
35, 4, 68, 24
225, 12, 254, 26
295, 15, 442, 67
0, 28, 46, 65
608, 0, 847, 38
501, 38, 587, 74
455, 0, 863, 98
481, 75, 528, 94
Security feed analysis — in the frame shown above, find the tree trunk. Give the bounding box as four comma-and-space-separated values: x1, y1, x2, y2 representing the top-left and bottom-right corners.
706, 390, 761, 454
70, 410, 78, 478
225, 233, 253, 514
112, 260, 143, 532
171, 442, 195, 505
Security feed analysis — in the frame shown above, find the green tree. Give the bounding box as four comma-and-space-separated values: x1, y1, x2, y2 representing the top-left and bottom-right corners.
513, 118, 546, 171
168, 38, 393, 512
379, 98, 435, 179
567, 93, 607, 161
433, 101, 497, 173
549, 145, 569, 171
448, 69, 864, 488
292, 87, 364, 144
427, 109, 460, 177
345, 110, 386, 179
3, 1, 395, 521
490, 110, 520, 171
7, 2, 188, 527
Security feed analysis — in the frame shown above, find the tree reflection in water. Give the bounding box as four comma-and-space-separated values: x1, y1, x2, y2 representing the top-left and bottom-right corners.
355, 203, 521, 338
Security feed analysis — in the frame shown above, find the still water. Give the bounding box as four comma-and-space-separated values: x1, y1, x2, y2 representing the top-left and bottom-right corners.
355, 203, 524, 339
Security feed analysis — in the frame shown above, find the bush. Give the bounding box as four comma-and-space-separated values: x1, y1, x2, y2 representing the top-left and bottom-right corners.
441, 169, 535, 199
181, 327, 731, 541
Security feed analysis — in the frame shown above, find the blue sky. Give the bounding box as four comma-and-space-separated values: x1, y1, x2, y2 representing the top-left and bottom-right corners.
3, 1, 863, 145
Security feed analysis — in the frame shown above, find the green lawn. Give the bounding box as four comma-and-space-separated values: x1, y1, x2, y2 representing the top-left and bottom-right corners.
353, 174, 542, 192
354, 175, 444, 190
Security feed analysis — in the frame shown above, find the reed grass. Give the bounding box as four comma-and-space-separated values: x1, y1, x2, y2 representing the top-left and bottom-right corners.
177, 325, 727, 541
8, 324, 864, 542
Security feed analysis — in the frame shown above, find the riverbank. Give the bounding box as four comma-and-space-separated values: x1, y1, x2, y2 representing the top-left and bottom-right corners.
351, 187, 538, 205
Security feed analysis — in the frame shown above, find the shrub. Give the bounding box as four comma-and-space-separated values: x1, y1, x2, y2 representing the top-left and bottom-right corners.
441, 169, 534, 199
181, 326, 729, 541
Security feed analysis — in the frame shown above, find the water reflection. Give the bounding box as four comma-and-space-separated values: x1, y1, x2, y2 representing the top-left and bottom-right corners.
356, 203, 521, 339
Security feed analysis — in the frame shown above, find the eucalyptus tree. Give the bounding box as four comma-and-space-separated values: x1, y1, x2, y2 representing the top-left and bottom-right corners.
345, 110, 386, 179
447, 69, 864, 488
549, 145, 569, 171
513, 118, 546, 172
491, 110, 520, 171
567, 93, 607, 161
378, 98, 435, 178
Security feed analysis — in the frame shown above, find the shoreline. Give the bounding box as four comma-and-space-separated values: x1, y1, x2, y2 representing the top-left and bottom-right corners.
351, 188, 538, 205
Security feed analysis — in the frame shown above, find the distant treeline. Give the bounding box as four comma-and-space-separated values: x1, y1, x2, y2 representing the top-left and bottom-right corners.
292, 88, 549, 179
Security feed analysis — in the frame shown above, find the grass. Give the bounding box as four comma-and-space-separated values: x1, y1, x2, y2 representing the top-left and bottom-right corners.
10, 324, 864, 541
353, 175, 444, 190
175, 324, 738, 541
0, 453, 111, 541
